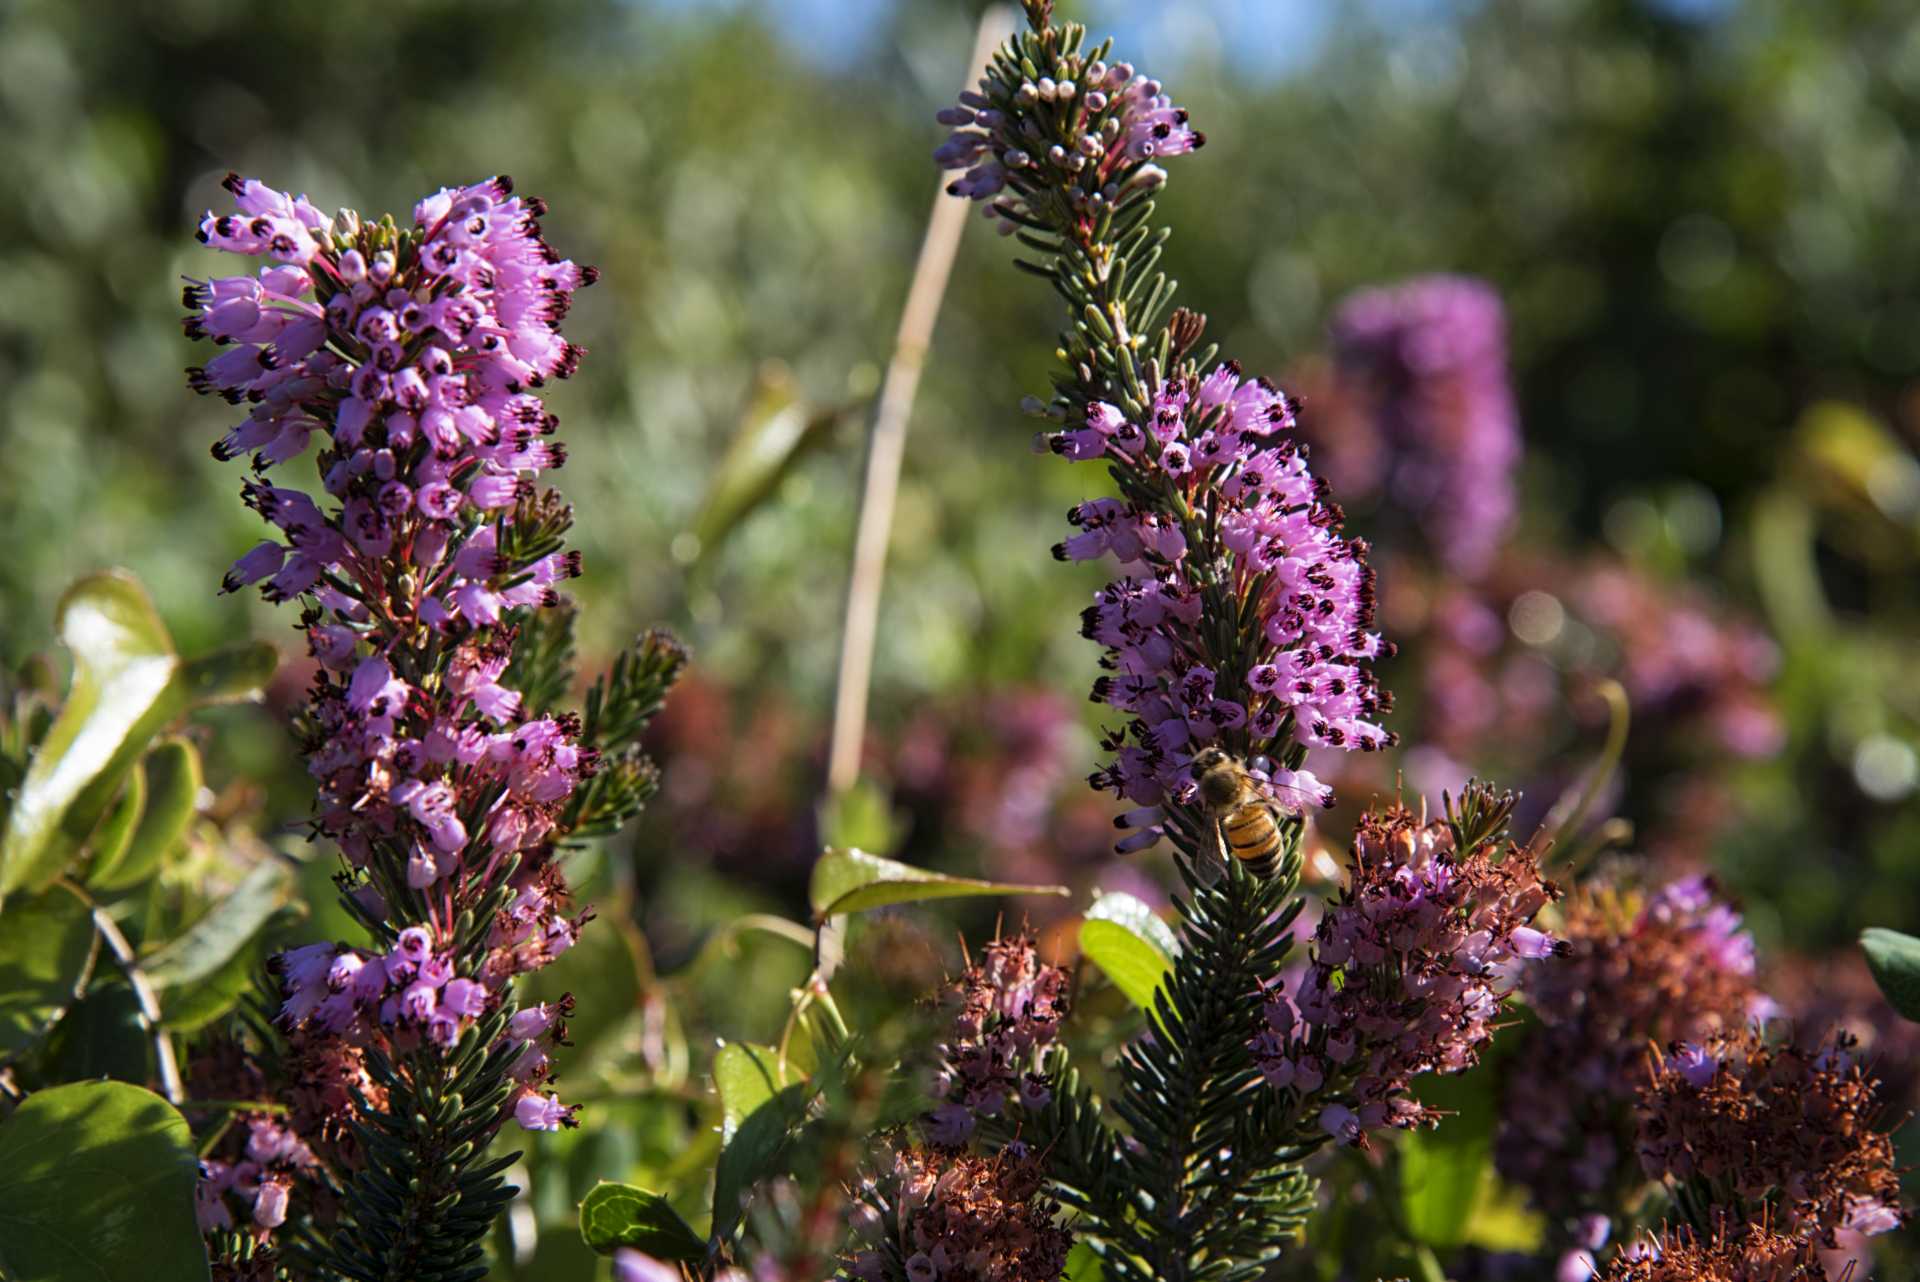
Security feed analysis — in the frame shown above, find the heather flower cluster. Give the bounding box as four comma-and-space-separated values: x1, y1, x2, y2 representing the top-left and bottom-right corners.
1326, 275, 1521, 579
935, 6, 1392, 861
1635, 1028, 1905, 1247
926, 932, 1070, 1146
182, 173, 609, 1265
1496, 875, 1768, 1220
272, 931, 578, 1129
1251, 798, 1563, 1144
847, 1146, 1073, 1282
1066, 368, 1394, 834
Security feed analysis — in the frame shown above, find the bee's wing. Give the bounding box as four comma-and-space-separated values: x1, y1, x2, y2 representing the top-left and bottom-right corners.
1191, 818, 1229, 888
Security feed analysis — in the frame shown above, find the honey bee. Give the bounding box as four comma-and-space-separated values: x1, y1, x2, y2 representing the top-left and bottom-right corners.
1190, 746, 1289, 880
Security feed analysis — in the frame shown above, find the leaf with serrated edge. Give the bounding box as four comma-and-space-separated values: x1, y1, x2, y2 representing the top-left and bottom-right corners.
577, 1181, 705, 1259
808, 847, 1066, 920
0, 1081, 209, 1282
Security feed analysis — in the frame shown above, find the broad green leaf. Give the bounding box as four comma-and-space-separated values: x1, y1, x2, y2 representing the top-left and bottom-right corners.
91, 739, 201, 892
808, 847, 1067, 920
0, 882, 98, 1055
1459, 1169, 1547, 1253
0, 1080, 209, 1282
710, 1080, 809, 1247
1400, 1060, 1497, 1248
1862, 927, 1920, 1023
577, 1181, 706, 1259
0, 573, 179, 901
144, 859, 294, 990
715, 1041, 804, 1143
1079, 891, 1178, 1010
1065, 1240, 1108, 1282
41, 981, 151, 1085
818, 776, 903, 854
86, 762, 146, 882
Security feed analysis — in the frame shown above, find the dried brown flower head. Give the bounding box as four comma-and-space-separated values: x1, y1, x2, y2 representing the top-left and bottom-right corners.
1636, 1029, 1905, 1244
1601, 1223, 1823, 1282
847, 1144, 1072, 1282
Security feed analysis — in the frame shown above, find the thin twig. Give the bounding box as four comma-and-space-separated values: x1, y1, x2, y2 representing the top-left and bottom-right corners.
825, 5, 1017, 797
90, 905, 184, 1103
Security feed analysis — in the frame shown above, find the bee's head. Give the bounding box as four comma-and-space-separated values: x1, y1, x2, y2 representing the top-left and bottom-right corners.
1190, 746, 1230, 775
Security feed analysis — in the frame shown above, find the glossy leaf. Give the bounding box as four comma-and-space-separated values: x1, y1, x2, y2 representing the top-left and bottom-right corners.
90, 738, 200, 892
0, 1080, 209, 1282
714, 1040, 804, 1143
0, 573, 179, 902
1861, 927, 1920, 1022
0, 882, 98, 1055
577, 1181, 705, 1259
144, 859, 294, 990
1079, 891, 1178, 1010
808, 847, 1066, 920
710, 1080, 809, 1247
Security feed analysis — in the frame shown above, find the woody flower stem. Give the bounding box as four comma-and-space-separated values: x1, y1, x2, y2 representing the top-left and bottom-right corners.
825, 5, 1017, 797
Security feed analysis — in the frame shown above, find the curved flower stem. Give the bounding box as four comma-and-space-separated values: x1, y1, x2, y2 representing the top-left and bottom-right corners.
87, 900, 183, 1103
825, 4, 1016, 797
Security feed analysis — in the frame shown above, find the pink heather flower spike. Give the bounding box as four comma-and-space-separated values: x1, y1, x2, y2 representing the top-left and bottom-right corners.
184, 173, 631, 1270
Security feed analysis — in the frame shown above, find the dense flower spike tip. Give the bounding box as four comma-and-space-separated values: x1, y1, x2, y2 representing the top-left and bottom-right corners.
1325, 275, 1521, 580
182, 174, 666, 1277
936, 14, 1393, 862
1636, 1028, 1905, 1244
926, 931, 1070, 1145
1496, 875, 1769, 1219
1251, 790, 1563, 1145
845, 1145, 1073, 1282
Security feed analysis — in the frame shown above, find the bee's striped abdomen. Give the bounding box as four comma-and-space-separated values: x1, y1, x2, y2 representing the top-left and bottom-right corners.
1223, 804, 1282, 879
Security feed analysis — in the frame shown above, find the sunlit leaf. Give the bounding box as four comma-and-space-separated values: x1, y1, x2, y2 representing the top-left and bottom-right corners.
808, 847, 1067, 920
577, 1181, 705, 1259
1079, 891, 1178, 1010
0, 882, 98, 1055
1862, 927, 1920, 1023
0, 1080, 209, 1282
0, 573, 179, 902
714, 1040, 804, 1143
143, 859, 294, 990
1065, 1240, 1108, 1282
89, 738, 201, 892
